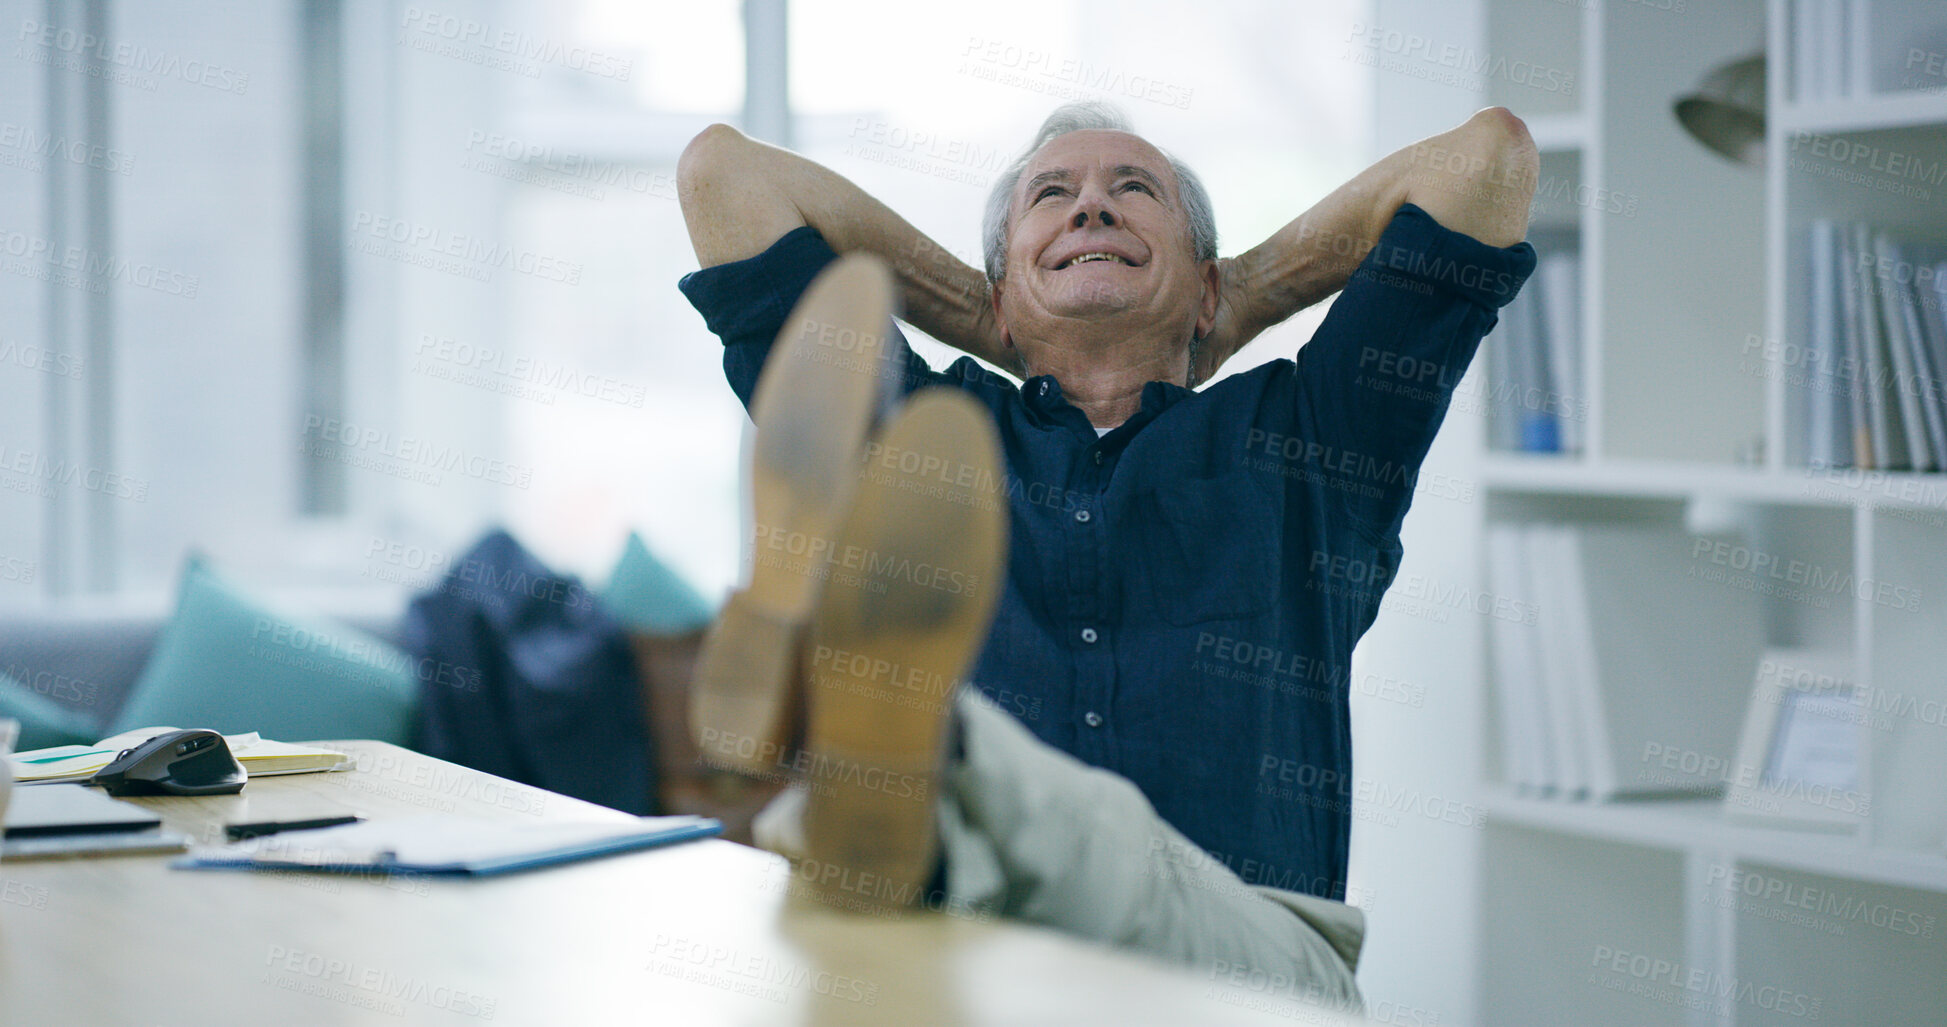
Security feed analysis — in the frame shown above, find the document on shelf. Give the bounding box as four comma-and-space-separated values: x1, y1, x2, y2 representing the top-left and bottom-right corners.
1766, 692, 1862, 792
9, 728, 352, 784
173, 814, 723, 877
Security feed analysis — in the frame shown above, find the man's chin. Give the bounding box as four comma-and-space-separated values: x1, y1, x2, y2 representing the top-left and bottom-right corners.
1041, 302, 1138, 324
1041, 279, 1145, 317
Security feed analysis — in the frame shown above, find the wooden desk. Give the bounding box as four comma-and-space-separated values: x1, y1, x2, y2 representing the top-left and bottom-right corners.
1, 742, 1359, 1025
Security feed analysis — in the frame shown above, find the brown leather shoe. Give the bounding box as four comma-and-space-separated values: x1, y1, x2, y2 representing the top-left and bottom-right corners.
796, 388, 1008, 914
627, 628, 784, 846
690, 253, 896, 777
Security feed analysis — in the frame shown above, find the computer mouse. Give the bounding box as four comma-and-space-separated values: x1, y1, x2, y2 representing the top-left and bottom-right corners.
92, 729, 246, 797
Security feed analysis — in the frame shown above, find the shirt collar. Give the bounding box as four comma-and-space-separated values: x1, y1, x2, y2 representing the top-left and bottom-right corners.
1022, 374, 1193, 438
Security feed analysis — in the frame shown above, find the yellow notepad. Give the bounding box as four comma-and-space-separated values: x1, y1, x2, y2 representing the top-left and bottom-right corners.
9, 728, 352, 784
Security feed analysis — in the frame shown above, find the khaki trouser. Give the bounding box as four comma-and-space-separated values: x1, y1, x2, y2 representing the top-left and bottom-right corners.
758, 689, 1366, 1013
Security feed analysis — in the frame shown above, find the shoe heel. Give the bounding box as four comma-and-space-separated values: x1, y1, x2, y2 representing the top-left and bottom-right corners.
802, 745, 943, 915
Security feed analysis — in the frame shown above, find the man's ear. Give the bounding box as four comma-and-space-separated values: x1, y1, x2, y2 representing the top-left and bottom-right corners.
1194, 259, 1220, 340
991, 276, 1014, 350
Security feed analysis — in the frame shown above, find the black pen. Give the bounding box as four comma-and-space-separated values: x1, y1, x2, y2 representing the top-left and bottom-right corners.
225, 814, 364, 841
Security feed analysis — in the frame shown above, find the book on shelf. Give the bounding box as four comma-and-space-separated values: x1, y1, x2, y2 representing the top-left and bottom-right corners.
1486, 525, 1555, 795
1793, 0, 1853, 103
1874, 232, 1937, 470
1805, 219, 1845, 467
1905, 252, 1947, 462
1793, 0, 1820, 106
1857, 223, 1910, 469
1537, 254, 1583, 455
1798, 220, 1947, 472
1835, 222, 1872, 466
1487, 306, 1523, 453
1506, 275, 1556, 452
1525, 526, 1592, 799
1793, 2, 1947, 102
1489, 234, 1581, 457
1485, 523, 1765, 801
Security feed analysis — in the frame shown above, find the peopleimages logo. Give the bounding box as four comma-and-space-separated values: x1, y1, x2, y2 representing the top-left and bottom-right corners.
0, 339, 84, 379
646, 934, 879, 1006
399, 6, 632, 81
0, 556, 35, 586
1758, 654, 1947, 732
1690, 537, 1921, 612
1193, 631, 1348, 688
15, 19, 251, 94
0, 443, 149, 501
347, 211, 582, 285
0, 228, 199, 298
248, 618, 481, 694
1789, 132, 1947, 195
959, 36, 1195, 109
262, 945, 497, 1019
1344, 23, 1574, 95
1640, 739, 1874, 818
1704, 864, 1936, 939
460, 130, 672, 199
0, 120, 135, 175
750, 522, 981, 598
1257, 754, 1486, 829
301, 415, 534, 489
1589, 945, 1821, 1020
411, 334, 647, 409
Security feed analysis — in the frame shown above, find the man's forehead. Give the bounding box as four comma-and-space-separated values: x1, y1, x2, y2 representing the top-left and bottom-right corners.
1022, 130, 1171, 183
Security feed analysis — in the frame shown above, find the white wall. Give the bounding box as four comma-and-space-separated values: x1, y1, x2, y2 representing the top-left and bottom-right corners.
1347, 2, 1490, 1025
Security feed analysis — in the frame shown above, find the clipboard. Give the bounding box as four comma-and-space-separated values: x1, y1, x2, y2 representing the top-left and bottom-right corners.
174, 814, 721, 877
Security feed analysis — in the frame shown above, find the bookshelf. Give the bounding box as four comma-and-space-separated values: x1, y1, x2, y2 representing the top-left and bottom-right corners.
1469, 2, 1947, 1024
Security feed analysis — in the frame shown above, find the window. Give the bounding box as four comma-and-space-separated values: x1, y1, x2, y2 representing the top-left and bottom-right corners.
788, 0, 1371, 380
0, 0, 1366, 612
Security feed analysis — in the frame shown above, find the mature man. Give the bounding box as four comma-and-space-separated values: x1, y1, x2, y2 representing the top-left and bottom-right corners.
676, 101, 1536, 1006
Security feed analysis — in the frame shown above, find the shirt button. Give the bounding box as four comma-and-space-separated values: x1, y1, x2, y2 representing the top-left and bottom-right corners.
1039, 381, 1050, 396
1080, 627, 1098, 644
1093, 451, 1103, 465
1084, 711, 1104, 728
1074, 509, 1091, 523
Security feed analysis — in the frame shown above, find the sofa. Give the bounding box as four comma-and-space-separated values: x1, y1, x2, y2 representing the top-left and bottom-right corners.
0, 534, 781, 842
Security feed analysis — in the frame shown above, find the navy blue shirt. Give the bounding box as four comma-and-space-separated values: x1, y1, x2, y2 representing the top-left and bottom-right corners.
679, 204, 1534, 900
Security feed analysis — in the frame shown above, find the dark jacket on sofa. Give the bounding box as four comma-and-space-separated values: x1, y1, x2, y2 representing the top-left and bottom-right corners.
402, 530, 655, 814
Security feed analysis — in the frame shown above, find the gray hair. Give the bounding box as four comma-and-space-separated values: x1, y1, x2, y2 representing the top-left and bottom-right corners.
980, 102, 1217, 285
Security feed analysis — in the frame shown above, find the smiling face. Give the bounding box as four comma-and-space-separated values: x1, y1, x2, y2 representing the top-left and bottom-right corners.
992, 130, 1217, 367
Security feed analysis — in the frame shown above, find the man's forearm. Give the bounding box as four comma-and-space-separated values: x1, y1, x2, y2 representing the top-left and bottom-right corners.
1200, 108, 1537, 377
677, 124, 1019, 374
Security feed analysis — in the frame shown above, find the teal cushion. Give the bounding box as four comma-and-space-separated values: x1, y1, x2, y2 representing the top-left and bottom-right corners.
110, 557, 417, 744
599, 532, 714, 634
0, 673, 100, 750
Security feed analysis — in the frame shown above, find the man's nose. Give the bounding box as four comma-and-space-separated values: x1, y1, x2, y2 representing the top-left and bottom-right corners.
1070, 205, 1116, 228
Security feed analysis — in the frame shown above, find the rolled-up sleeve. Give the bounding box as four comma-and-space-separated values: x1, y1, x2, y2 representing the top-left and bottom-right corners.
677, 226, 937, 410
1290, 202, 1537, 535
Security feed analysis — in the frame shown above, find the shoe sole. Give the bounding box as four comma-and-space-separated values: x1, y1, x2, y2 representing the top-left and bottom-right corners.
691, 253, 895, 776
798, 388, 1008, 914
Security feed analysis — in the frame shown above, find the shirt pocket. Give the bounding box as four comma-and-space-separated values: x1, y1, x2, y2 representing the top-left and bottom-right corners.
1129, 470, 1284, 627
